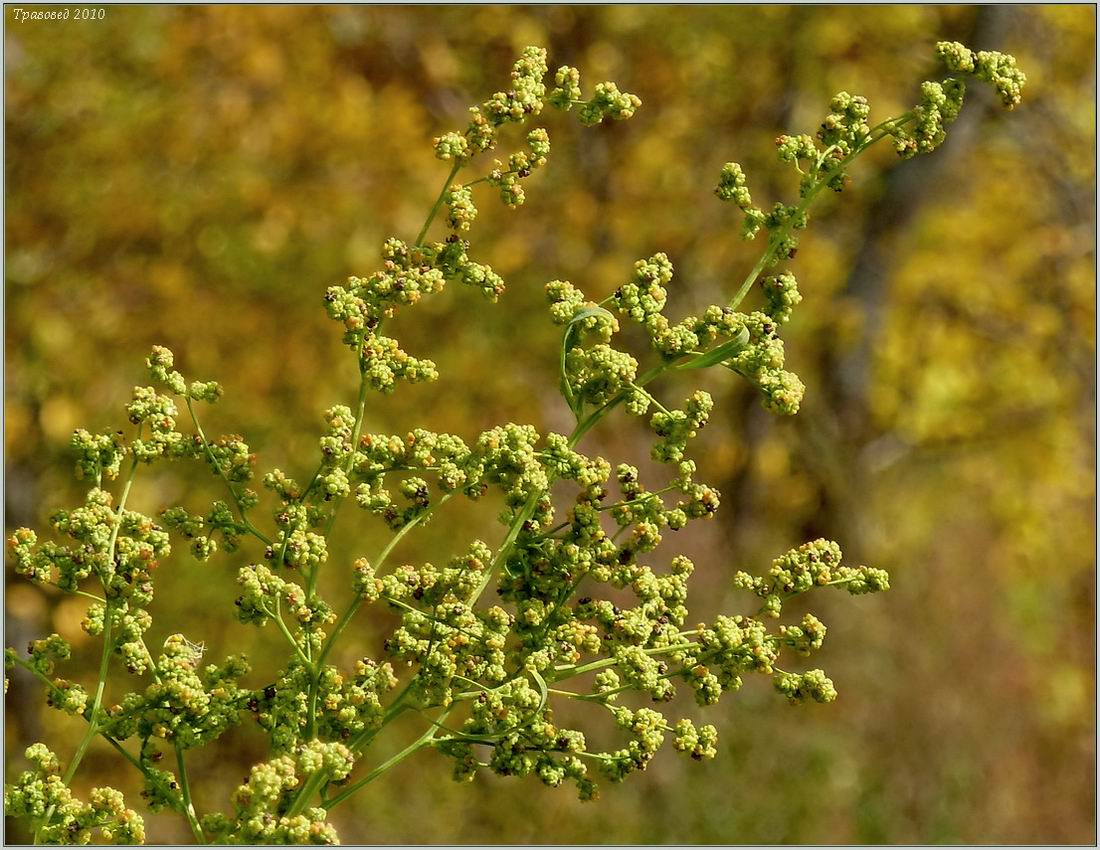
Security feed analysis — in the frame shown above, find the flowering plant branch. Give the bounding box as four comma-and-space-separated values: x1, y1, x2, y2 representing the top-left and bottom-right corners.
5, 41, 1024, 845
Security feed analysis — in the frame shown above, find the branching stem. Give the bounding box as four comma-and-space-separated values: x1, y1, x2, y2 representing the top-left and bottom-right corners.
185, 397, 272, 546
729, 113, 915, 311
416, 160, 462, 246
323, 710, 450, 811
174, 743, 206, 843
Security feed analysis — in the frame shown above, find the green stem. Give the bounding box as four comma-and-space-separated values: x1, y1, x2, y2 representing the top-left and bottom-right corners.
103, 453, 139, 581
60, 607, 113, 787
383, 596, 483, 640
559, 651, 722, 703
11, 657, 195, 835
350, 676, 418, 754
729, 113, 915, 311
102, 736, 154, 782
324, 712, 447, 811
284, 770, 328, 819
629, 381, 671, 415
465, 491, 540, 605
549, 640, 700, 682
568, 359, 675, 449
463, 167, 519, 190
311, 369, 371, 597
297, 460, 326, 505
186, 397, 272, 546
598, 485, 678, 513
264, 598, 312, 669
316, 497, 450, 674
305, 497, 451, 741
301, 369, 372, 740
568, 396, 624, 448
287, 683, 425, 818
174, 743, 206, 844
416, 161, 462, 246
57, 452, 141, 791
136, 631, 215, 845
11, 657, 72, 706
755, 575, 862, 616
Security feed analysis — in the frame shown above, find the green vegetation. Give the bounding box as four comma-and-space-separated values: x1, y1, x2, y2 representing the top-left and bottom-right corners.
6, 7, 1093, 845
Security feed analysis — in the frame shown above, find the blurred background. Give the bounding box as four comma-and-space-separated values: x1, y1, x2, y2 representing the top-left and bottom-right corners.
5, 5, 1095, 844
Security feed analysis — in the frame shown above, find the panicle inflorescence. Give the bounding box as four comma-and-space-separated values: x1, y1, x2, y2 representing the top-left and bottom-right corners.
5, 40, 1023, 843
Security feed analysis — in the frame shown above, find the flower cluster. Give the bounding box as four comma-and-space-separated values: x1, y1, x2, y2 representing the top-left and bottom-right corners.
70, 428, 126, 482
547, 249, 803, 416
5, 746, 145, 844
733, 538, 891, 618
762, 272, 802, 324
886, 41, 1026, 158
432, 47, 638, 213
936, 40, 1026, 107
198, 742, 351, 844
716, 162, 766, 239
99, 635, 250, 750
10, 482, 173, 679
5, 41, 1022, 845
